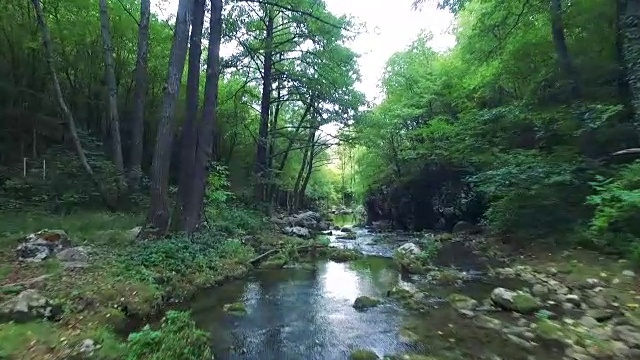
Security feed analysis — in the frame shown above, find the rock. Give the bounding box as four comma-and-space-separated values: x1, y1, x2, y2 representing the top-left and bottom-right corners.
585, 294, 608, 309
222, 302, 247, 315
578, 316, 600, 328
283, 226, 311, 238
398, 328, 420, 343
337, 233, 357, 240
341, 227, 354, 233
531, 284, 549, 297
290, 211, 322, 229
505, 334, 534, 349
56, 246, 91, 262
396, 243, 421, 256
328, 248, 363, 262
546, 267, 559, 276
563, 294, 582, 307
612, 340, 640, 358
0, 289, 62, 322
490, 288, 542, 314
349, 349, 380, 360
452, 221, 481, 234
612, 325, 640, 348
76, 339, 95, 354
353, 296, 381, 311
127, 226, 142, 240
15, 229, 69, 262
448, 293, 478, 311
586, 309, 614, 322
458, 309, 476, 318
622, 270, 636, 277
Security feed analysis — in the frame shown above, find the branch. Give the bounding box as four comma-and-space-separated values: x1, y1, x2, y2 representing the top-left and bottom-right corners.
240, 0, 343, 29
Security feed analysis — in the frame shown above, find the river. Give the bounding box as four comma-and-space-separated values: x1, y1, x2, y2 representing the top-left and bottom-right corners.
189, 223, 565, 359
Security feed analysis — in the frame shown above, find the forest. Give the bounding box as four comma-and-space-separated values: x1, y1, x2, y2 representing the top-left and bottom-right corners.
1, 0, 640, 358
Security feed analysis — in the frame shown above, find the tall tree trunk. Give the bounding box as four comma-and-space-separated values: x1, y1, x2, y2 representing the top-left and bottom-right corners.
181, 0, 223, 233
253, 10, 274, 203
292, 126, 315, 211
549, 0, 582, 100
297, 132, 317, 211
147, 0, 191, 233
618, 0, 632, 103
178, 0, 206, 228
128, 0, 151, 190
31, 0, 115, 210
623, 0, 640, 126
98, 0, 127, 192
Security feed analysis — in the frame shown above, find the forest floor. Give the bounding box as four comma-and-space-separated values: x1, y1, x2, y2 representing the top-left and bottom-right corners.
0, 209, 323, 359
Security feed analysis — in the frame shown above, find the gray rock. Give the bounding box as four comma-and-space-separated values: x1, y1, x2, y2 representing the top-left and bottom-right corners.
77, 339, 95, 354
127, 226, 142, 240
622, 270, 636, 277
0, 289, 62, 322
452, 221, 481, 234
56, 246, 91, 262
531, 284, 549, 297
396, 242, 421, 256
490, 287, 542, 314
283, 226, 311, 238
578, 316, 600, 328
613, 325, 640, 348
15, 229, 69, 262
563, 294, 582, 307
586, 309, 614, 322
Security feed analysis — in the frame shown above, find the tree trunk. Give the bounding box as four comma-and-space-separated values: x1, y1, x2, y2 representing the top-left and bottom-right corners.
178, 0, 206, 228
127, 0, 151, 190
253, 10, 275, 203
623, 0, 640, 126
98, 0, 127, 193
549, 0, 582, 100
297, 136, 316, 211
293, 126, 315, 211
181, 0, 223, 233
31, 0, 115, 210
147, 0, 191, 233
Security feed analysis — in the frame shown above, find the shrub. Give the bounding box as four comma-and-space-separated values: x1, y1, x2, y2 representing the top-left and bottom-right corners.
127, 311, 212, 360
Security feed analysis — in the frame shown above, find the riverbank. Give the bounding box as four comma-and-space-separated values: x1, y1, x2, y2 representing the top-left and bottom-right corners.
382, 233, 640, 359
0, 209, 334, 359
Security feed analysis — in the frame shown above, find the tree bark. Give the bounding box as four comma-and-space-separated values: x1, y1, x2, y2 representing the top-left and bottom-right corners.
147, 0, 191, 233
178, 0, 206, 228
549, 0, 582, 100
127, 0, 151, 190
31, 0, 115, 210
181, 0, 223, 233
623, 0, 640, 126
253, 9, 275, 203
292, 125, 315, 211
98, 0, 127, 193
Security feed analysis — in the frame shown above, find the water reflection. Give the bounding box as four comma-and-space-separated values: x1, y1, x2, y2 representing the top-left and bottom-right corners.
190, 257, 417, 359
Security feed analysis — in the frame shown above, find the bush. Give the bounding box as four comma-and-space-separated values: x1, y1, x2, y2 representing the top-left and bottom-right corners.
586, 161, 640, 255
127, 311, 212, 360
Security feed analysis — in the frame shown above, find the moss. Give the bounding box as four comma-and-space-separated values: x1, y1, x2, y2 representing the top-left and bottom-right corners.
328, 248, 364, 262
447, 293, 478, 310
353, 295, 381, 311
223, 302, 247, 315
511, 293, 541, 314
260, 253, 288, 269
535, 319, 563, 340
387, 286, 413, 300
349, 349, 380, 360
0, 321, 63, 358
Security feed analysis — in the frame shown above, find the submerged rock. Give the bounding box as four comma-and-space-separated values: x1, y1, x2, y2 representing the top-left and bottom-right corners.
222, 302, 247, 315
447, 293, 478, 311
490, 287, 542, 314
349, 349, 380, 360
328, 248, 363, 263
0, 289, 62, 322
353, 296, 381, 311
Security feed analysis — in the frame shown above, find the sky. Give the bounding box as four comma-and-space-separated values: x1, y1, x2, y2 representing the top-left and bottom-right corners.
150, 0, 456, 103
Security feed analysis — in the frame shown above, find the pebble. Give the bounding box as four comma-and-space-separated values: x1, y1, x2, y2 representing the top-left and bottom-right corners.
622, 270, 635, 277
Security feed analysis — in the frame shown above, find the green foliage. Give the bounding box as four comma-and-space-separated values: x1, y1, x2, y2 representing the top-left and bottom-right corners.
127, 311, 212, 360
586, 162, 640, 253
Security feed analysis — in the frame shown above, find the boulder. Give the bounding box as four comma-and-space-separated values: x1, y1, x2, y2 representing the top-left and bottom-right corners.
613, 325, 640, 348
452, 221, 481, 234
490, 287, 542, 314
0, 289, 62, 322
448, 293, 478, 311
352, 296, 381, 311
396, 242, 421, 256
290, 211, 321, 229
56, 246, 91, 263
283, 226, 311, 239
15, 230, 69, 262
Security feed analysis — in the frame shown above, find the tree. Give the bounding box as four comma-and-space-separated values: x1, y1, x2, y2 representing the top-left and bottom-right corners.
128, 0, 151, 189
147, 0, 192, 233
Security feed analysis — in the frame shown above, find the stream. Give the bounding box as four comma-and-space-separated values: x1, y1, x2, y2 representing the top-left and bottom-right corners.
189, 218, 565, 360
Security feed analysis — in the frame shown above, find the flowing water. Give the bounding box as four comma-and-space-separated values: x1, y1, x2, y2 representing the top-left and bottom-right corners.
189, 225, 565, 359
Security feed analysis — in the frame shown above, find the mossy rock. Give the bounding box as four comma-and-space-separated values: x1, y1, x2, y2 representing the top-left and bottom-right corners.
260, 254, 287, 269
535, 319, 563, 340
447, 293, 478, 310
328, 248, 363, 263
353, 295, 381, 311
387, 287, 413, 300
338, 233, 357, 240
349, 349, 380, 360
222, 302, 247, 315
511, 294, 541, 314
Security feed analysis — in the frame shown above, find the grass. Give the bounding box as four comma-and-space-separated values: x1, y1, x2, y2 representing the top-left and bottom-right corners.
0, 207, 299, 359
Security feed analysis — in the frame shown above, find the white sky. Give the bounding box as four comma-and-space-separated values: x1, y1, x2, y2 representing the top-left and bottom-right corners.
150, 0, 456, 103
